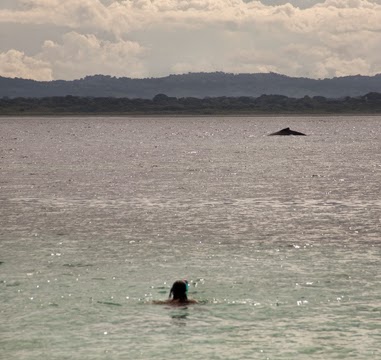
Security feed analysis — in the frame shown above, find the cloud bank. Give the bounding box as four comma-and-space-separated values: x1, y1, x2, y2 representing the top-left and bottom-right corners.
0, 0, 380, 80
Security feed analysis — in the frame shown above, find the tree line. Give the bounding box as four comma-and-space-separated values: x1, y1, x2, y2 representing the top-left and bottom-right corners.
1, 92, 381, 115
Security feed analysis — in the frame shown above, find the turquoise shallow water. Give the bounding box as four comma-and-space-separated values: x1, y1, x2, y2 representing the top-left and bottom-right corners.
1, 116, 380, 359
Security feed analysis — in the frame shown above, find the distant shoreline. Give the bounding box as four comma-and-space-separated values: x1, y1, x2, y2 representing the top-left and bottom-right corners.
1, 93, 381, 116
1, 112, 380, 118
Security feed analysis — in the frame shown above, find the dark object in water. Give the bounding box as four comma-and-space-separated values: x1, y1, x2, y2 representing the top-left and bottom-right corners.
268, 127, 306, 136
97, 301, 122, 306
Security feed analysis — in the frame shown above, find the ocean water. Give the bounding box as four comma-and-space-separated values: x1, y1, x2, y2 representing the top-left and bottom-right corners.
0, 115, 380, 359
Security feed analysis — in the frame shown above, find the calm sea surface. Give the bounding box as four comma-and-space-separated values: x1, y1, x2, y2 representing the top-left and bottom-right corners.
1, 116, 380, 359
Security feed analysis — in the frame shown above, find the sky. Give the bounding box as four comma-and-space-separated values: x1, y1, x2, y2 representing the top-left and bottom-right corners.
0, 0, 381, 81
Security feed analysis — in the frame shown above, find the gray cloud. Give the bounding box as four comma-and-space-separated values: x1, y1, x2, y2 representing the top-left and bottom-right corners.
0, 0, 380, 80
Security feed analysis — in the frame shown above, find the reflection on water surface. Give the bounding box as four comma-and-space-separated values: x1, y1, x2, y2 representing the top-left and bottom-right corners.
1, 116, 380, 359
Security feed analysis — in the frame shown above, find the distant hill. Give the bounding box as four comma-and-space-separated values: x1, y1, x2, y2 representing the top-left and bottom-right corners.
1, 72, 381, 99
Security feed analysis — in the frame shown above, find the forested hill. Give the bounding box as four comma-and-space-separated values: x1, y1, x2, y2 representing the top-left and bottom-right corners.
1, 72, 381, 99
2, 92, 381, 115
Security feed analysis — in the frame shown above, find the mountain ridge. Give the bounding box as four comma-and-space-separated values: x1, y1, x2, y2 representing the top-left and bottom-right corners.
1, 72, 381, 99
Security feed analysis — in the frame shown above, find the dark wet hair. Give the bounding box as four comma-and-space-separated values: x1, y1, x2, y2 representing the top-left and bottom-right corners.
169, 280, 188, 301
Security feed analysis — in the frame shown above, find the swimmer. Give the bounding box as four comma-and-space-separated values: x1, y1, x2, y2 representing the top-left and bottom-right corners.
154, 280, 197, 305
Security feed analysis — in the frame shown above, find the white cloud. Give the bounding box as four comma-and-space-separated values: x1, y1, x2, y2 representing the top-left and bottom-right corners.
0, 0, 111, 34
0, 31, 146, 80
39, 32, 146, 79
316, 57, 371, 78
0, 0, 380, 80
0, 49, 52, 80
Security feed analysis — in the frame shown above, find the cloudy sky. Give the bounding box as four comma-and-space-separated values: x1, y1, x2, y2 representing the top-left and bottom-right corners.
1, 0, 380, 80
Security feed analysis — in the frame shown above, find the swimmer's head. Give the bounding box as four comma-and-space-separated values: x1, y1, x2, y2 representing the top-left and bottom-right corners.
169, 280, 189, 301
